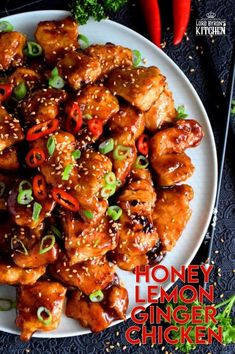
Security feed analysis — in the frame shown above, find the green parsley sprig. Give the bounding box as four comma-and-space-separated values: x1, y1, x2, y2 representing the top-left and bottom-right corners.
69, 0, 129, 25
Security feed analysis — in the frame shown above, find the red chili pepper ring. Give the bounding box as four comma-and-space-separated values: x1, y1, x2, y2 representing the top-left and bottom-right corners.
26, 119, 59, 141
25, 148, 45, 168
33, 174, 47, 200
137, 134, 149, 155
51, 187, 80, 212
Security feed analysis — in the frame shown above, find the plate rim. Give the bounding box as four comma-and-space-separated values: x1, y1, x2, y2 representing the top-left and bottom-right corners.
0, 9, 218, 338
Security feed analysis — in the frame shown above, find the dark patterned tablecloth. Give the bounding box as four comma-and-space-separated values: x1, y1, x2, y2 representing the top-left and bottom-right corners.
0, 0, 234, 353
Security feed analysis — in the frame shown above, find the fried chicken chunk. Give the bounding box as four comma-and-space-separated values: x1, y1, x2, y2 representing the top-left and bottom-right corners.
66, 284, 128, 332
0, 261, 45, 286
21, 88, 67, 125
0, 146, 20, 171
63, 212, 119, 265
0, 106, 24, 153
149, 119, 204, 186
57, 51, 102, 90
8, 67, 41, 90
0, 217, 17, 256
85, 43, 132, 77
16, 281, 66, 341
50, 255, 115, 295
107, 66, 166, 111
35, 16, 79, 63
144, 85, 177, 132
153, 185, 194, 251
0, 31, 26, 71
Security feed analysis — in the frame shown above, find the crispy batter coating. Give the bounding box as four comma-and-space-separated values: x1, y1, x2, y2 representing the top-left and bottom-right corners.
0, 31, 26, 71
0, 106, 24, 153
8, 67, 41, 90
144, 85, 177, 132
16, 281, 66, 341
21, 88, 67, 125
66, 285, 128, 332
107, 66, 166, 111
149, 119, 204, 186
57, 51, 102, 90
50, 255, 115, 295
0, 261, 45, 286
85, 43, 132, 77
35, 17, 79, 63
153, 185, 194, 251
0, 146, 20, 171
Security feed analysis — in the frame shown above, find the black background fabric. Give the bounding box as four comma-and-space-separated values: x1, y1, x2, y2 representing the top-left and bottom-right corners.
0, 0, 234, 353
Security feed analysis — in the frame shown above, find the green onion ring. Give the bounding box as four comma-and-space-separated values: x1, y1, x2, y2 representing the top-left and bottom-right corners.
0, 21, 14, 32
25, 41, 42, 57
132, 49, 142, 67
101, 184, 116, 199
48, 76, 64, 89
10, 237, 28, 255
134, 155, 149, 169
113, 145, 131, 161
99, 138, 114, 154
51, 67, 59, 78
107, 205, 122, 221
19, 180, 32, 192
39, 235, 55, 254
78, 34, 90, 49
89, 290, 104, 303
104, 172, 116, 185
17, 189, 34, 205
32, 202, 42, 222
37, 306, 52, 326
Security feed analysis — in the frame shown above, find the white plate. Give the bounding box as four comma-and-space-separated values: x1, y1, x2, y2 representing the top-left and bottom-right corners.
0, 10, 217, 338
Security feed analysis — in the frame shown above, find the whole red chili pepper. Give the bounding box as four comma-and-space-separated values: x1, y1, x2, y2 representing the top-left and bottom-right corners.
139, 0, 161, 47
33, 174, 47, 200
137, 134, 149, 155
0, 84, 12, 102
87, 118, 103, 137
173, 0, 191, 45
26, 119, 59, 141
25, 148, 45, 168
51, 187, 80, 212
65, 102, 83, 134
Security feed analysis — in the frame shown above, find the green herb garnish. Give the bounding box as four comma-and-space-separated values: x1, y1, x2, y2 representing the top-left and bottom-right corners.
176, 105, 188, 119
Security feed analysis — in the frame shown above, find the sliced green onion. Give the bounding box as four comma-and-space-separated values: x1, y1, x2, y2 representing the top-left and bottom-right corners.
19, 180, 32, 192
14, 82, 27, 100
89, 290, 104, 303
49, 76, 64, 89
10, 237, 28, 255
51, 67, 59, 78
104, 172, 116, 185
113, 145, 131, 161
62, 164, 73, 181
17, 189, 33, 205
47, 136, 56, 156
107, 205, 122, 221
25, 41, 42, 57
78, 34, 90, 49
0, 181, 5, 197
0, 298, 15, 311
71, 149, 81, 160
134, 155, 149, 169
101, 184, 116, 199
0, 21, 14, 32
32, 202, 42, 221
39, 235, 55, 254
50, 225, 62, 238
133, 49, 142, 67
83, 210, 94, 219
99, 138, 114, 154
37, 306, 52, 326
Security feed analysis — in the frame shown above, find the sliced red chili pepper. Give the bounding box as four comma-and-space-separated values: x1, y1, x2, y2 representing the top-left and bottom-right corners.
137, 134, 149, 155
173, 0, 191, 45
139, 0, 161, 47
51, 187, 79, 212
65, 102, 83, 134
87, 118, 103, 137
26, 119, 59, 141
33, 174, 47, 200
25, 148, 45, 168
0, 83, 12, 103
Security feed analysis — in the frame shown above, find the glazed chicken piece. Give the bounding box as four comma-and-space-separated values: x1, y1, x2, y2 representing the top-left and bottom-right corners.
66, 284, 128, 332
149, 119, 204, 186
0, 106, 24, 153
21, 88, 67, 126
144, 85, 177, 132
63, 212, 119, 265
0, 217, 17, 256
35, 16, 79, 63
0, 261, 45, 286
113, 253, 148, 271
57, 51, 102, 90
85, 43, 133, 77
50, 255, 115, 295
16, 281, 66, 341
0, 146, 20, 171
8, 67, 41, 90
107, 66, 166, 111
0, 31, 26, 71
114, 168, 159, 270
7, 180, 55, 229
31, 131, 76, 186
153, 185, 194, 251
